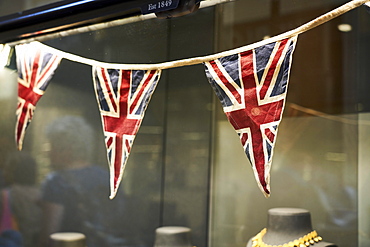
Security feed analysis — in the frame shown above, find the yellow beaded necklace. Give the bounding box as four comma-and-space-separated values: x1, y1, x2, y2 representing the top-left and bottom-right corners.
251, 228, 323, 247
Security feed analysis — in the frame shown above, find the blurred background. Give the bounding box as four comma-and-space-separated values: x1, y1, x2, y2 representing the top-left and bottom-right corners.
0, 0, 369, 247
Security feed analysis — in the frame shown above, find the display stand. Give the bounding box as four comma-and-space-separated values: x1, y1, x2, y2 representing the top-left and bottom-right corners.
246, 208, 337, 247
50, 232, 86, 247
154, 226, 193, 247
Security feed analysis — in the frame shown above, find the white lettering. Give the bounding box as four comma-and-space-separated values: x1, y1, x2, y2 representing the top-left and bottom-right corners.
148, 3, 156, 10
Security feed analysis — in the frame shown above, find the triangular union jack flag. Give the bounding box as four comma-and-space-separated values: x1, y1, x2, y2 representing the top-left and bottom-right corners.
93, 66, 161, 199
204, 36, 297, 197
15, 42, 62, 150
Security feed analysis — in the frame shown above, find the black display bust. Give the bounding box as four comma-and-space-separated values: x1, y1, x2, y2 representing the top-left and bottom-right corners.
154, 226, 193, 247
246, 208, 337, 247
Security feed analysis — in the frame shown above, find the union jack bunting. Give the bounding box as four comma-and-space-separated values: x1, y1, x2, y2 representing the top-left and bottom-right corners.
204, 36, 297, 197
0, 44, 11, 69
15, 42, 62, 150
93, 66, 161, 199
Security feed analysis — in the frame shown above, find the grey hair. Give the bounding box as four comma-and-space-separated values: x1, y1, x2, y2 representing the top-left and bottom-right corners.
45, 115, 94, 161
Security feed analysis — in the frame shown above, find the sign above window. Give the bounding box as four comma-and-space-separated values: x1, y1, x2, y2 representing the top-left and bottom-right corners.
141, 0, 180, 14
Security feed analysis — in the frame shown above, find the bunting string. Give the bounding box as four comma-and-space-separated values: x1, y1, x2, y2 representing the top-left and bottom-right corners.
6, 0, 232, 47
3, 0, 369, 199
31, 0, 368, 71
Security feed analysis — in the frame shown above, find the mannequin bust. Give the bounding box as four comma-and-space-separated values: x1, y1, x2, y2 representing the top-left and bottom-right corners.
154, 226, 193, 247
246, 208, 337, 247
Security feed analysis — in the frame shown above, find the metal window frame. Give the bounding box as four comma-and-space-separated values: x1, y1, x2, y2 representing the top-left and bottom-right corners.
0, 0, 154, 44
0, 0, 231, 45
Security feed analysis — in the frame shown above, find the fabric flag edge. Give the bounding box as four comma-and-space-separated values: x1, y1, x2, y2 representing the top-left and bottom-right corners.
203, 35, 298, 198
92, 65, 162, 199
14, 42, 63, 150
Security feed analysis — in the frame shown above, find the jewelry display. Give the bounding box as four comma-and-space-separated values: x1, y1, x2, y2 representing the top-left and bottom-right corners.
251, 228, 323, 247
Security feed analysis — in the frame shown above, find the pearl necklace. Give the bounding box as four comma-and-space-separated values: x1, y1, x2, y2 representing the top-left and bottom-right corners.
251, 228, 323, 247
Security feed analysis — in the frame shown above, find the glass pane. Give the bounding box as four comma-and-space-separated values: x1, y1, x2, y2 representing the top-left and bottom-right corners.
1, 0, 369, 247
359, 113, 370, 247
210, 0, 370, 247
0, 0, 59, 16
0, 5, 215, 247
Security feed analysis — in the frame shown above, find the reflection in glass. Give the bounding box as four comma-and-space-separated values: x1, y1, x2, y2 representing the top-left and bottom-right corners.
0, 1, 369, 247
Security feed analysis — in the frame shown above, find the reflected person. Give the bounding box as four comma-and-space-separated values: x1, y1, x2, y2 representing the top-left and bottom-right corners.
1, 151, 41, 247
38, 116, 127, 247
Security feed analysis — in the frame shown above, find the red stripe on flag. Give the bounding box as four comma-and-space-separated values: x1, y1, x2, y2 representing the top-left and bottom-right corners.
30, 51, 41, 88
100, 68, 118, 113
125, 138, 131, 154
106, 136, 113, 147
209, 60, 243, 105
240, 132, 248, 148
37, 55, 60, 84
259, 39, 289, 100
113, 135, 123, 189
264, 128, 275, 143
129, 70, 155, 114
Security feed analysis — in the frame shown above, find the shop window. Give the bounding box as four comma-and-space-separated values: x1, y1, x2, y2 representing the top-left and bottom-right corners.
0, 1, 369, 247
